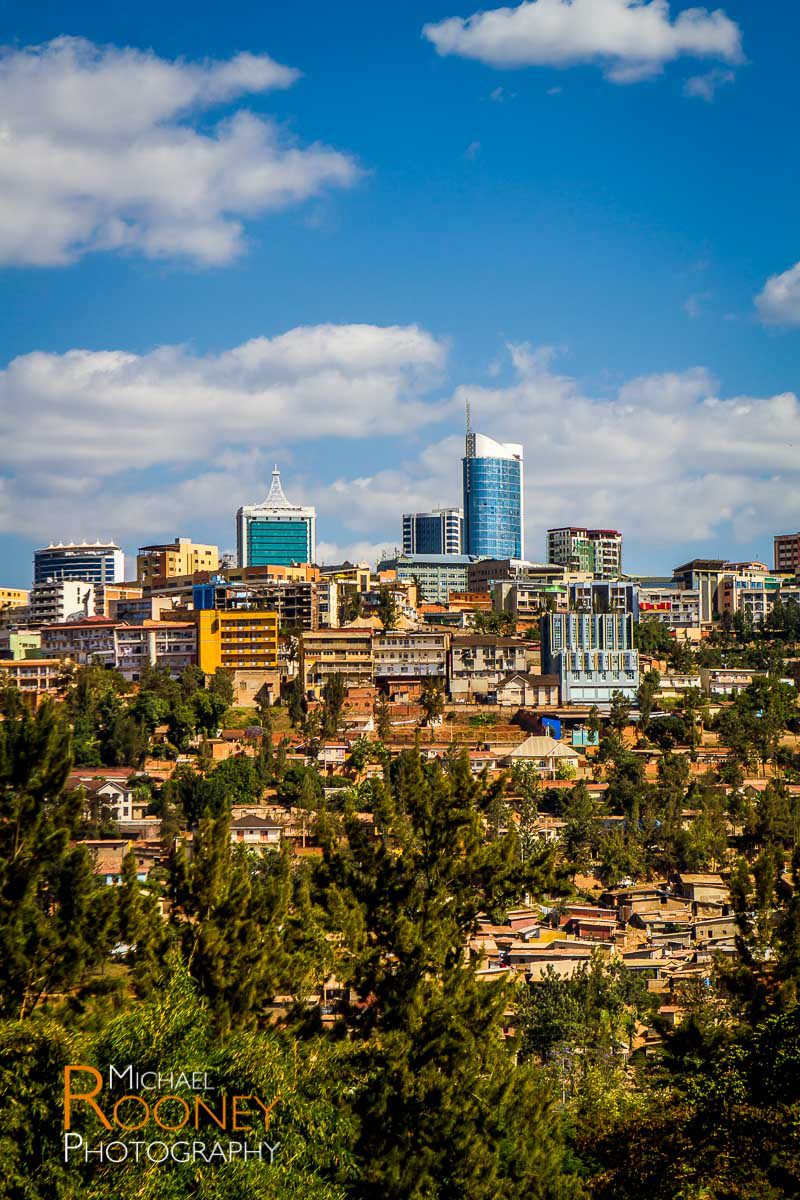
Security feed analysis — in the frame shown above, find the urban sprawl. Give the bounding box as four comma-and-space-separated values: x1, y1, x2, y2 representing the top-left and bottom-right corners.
4, 427, 800, 1195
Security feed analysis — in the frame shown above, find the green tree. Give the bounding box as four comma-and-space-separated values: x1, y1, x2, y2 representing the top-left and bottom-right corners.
562, 781, 598, 872
668, 639, 696, 675
377, 586, 399, 631
0, 692, 118, 1018
288, 675, 308, 729
208, 666, 235, 709
635, 618, 674, 657
192, 688, 228, 737
168, 817, 291, 1030
322, 671, 348, 737
636, 668, 661, 739
317, 751, 575, 1198
609, 690, 632, 736
374, 692, 392, 742
419, 677, 445, 727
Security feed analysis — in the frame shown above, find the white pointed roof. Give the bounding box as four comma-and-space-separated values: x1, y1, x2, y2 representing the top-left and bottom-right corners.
239, 466, 316, 520
264, 466, 292, 509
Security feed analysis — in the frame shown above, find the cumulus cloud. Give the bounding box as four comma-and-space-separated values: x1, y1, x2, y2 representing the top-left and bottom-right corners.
0, 36, 359, 266
313, 344, 800, 565
0, 323, 448, 543
2, 333, 797, 567
756, 262, 800, 327
423, 0, 743, 84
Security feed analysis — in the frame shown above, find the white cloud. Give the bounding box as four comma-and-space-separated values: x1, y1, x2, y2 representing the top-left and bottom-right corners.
423, 0, 743, 84
0, 323, 448, 543
756, 262, 800, 327
465, 140, 482, 159
684, 66, 735, 100
2, 333, 797, 568
0, 37, 359, 266
314, 345, 800, 565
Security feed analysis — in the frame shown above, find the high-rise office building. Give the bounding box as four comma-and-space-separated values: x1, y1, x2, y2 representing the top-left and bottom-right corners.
546, 528, 622, 579
402, 508, 463, 555
33, 541, 124, 586
236, 467, 316, 568
462, 433, 524, 559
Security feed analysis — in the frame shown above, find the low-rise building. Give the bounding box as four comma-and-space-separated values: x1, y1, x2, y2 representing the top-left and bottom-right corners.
505, 735, 581, 778
192, 608, 279, 674
302, 628, 374, 697
493, 580, 569, 620
494, 672, 560, 707
230, 815, 283, 847
569, 580, 638, 614
774, 532, 800, 575
94, 583, 144, 617
0, 658, 64, 697
30, 579, 95, 624
638, 587, 701, 634
0, 629, 42, 661
699, 667, 784, 697
719, 568, 785, 625
0, 587, 29, 611
376, 554, 476, 605
70, 777, 151, 823
468, 559, 562, 594
373, 631, 449, 681
137, 537, 220, 585
541, 612, 639, 704
449, 635, 528, 700
41, 617, 199, 678
114, 621, 198, 681
40, 617, 117, 666
191, 579, 320, 631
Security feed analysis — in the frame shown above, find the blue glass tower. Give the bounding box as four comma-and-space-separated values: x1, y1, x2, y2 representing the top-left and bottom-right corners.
462, 433, 524, 559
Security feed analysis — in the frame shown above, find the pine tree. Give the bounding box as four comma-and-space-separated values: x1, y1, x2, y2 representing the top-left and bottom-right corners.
168, 817, 291, 1029
317, 750, 575, 1198
322, 672, 347, 737
116, 850, 172, 995
0, 692, 117, 1018
374, 692, 392, 742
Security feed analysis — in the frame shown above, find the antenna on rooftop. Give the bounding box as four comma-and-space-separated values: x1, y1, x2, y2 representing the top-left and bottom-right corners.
464, 395, 473, 502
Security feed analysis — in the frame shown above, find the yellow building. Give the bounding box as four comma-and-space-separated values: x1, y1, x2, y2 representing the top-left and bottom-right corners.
0, 587, 29, 609
192, 609, 279, 673
0, 658, 64, 699
137, 538, 220, 585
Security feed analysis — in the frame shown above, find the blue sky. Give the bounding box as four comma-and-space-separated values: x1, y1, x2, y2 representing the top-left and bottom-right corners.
1, 0, 799, 585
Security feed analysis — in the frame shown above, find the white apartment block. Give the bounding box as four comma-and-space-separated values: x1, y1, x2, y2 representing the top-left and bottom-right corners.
373, 631, 449, 679
30, 579, 95, 624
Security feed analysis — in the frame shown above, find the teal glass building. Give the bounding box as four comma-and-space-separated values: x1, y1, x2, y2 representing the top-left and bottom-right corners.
236, 468, 316, 567
462, 433, 524, 560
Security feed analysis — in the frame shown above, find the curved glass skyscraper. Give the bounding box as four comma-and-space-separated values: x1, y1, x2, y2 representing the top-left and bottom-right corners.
462, 433, 524, 559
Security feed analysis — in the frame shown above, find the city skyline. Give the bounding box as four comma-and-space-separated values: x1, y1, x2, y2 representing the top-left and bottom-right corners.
1, 1, 799, 584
